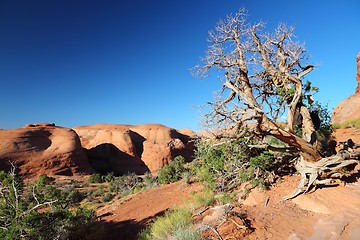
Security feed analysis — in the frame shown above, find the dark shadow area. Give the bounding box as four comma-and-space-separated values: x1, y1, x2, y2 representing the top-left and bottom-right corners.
54, 167, 74, 176
128, 130, 146, 158
85, 143, 150, 175
22, 129, 52, 151
307, 163, 360, 191
170, 129, 190, 145
169, 129, 196, 163
342, 168, 360, 184
0, 158, 22, 174
93, 210, 167, 240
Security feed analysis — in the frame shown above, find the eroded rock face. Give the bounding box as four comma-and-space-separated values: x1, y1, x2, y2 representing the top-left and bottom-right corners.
332, 52, 360, 124
74, 124, 195, 174
0, 123, 93, 178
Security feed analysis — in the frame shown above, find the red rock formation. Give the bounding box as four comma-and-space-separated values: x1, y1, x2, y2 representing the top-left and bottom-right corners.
73, 124, 195, 174
0, 123, 93, 178
356, 52, 360, 93
332, 52, 360, 124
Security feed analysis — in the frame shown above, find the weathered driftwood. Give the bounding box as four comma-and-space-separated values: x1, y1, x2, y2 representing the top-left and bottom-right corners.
283, 152, 359, 200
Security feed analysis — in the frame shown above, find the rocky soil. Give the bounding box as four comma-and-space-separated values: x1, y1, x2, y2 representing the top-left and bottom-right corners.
90, 128, 360, 240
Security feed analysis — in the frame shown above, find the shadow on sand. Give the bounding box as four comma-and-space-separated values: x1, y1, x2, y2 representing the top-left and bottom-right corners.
92, 210, 167, 240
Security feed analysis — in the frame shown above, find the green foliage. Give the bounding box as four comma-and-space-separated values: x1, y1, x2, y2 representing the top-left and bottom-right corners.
240, 151, 277, 189
181, 170, 193, 185
91, 184, 105, 197
193, 138, 253, 191
215, 191, 236, 205
302, 80, 319, 107
142, 172, 158, 189
138, 207, 201, 240
37, 173, 53, 186
276, 86, 296, 103
0, 171, 96, 240
88, 173, 103, 183
249, 151, 276, 171
109, 172, 142, 197
314, 102, 333, 136
157, 156, 186, 185
193, 137, 279, 195
191, 190, 215, 208
333, 119, 360, 129
102, 193, 115, 203
103, 172, 115, 182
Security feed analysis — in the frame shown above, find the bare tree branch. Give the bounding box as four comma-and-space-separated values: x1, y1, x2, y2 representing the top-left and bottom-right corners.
193, 8, 356, 199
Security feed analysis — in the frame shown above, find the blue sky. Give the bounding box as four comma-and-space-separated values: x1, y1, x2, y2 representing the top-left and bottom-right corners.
1, 0, 359, 131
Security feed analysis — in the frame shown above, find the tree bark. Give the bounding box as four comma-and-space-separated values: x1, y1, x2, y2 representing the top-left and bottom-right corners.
260, 117, 322, 162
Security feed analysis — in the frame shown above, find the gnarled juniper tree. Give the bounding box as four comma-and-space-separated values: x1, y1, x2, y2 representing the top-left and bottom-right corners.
194, 8, 359, 199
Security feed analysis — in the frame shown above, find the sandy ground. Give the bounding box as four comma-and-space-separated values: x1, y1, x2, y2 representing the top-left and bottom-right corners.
93, 181, 202, 239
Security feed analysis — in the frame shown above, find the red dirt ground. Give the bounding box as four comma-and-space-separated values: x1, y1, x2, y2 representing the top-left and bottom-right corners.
93, 181, 202, 240
92, 128, 360, 240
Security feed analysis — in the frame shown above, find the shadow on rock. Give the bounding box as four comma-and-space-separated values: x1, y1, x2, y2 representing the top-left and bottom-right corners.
86, 143, 150, 175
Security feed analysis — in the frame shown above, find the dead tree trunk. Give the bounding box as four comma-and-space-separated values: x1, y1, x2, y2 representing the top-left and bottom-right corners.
194, 8, 359, 200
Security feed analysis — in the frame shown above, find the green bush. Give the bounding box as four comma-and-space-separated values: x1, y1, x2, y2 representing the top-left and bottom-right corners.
138, 207, 201, 240
333, 119, 360, 129
193, 138, 252, 191
0, 171, 96, 240
109, 172, 141, 197
88, 173, 103, 183
92, 184, 105, 197
191, 190, 214, 209
102, 193, 115, 203
193, 137, 279, 194
103, 172, 115, 182
142, 172, 158, 189
157, 156, 186, 185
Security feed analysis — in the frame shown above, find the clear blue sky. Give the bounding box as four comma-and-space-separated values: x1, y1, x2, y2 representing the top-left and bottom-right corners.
1, 0, 359, 131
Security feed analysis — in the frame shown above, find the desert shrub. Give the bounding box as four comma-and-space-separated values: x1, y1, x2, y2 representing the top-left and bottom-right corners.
181, 170, 193, 185
193, 138, 251, 191
88, 173, 103, 183
333, 119, 360, 130
190, 190, 214, 209
157, 156, 186, 185
62, 186, 87, 207
246, 151, 278, 189
0, 170, 96, 240
103, 172, 115, 182
37, 173, 54, 186
311, 102, 335, 153
142, 172, 158, 189
102, 193, 115, 203
193, 137, 279, 194
91, 184, 105, 198
109, 172, 142, 197
215, 191, 236, 205
138, 207, 201, 240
